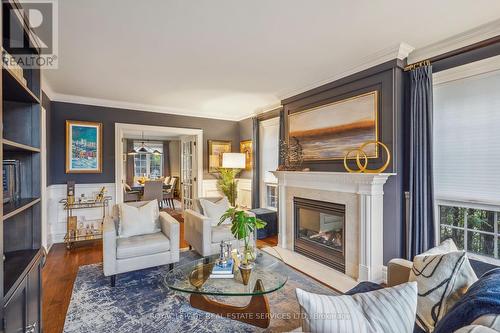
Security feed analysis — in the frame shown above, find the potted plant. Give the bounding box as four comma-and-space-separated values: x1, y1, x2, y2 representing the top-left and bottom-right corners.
219, 208, 266, 285
216, 168, 239, 207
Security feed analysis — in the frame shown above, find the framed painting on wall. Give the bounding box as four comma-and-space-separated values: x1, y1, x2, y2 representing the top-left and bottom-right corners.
66, 120, 103, 173
239, 140, 252, 171
288, 90, 378, 161
208, 140, 232, 173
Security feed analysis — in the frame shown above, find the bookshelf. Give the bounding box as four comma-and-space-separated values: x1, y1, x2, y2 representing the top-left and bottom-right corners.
1, 0, 44, 332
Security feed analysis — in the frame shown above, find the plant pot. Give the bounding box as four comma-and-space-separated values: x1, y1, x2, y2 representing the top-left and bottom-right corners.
238, 262, 254, 285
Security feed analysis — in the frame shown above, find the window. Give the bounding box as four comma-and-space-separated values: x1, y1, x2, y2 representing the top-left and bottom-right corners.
266, 184, 278, 209
259, 117, 279, 210
134, 154, 147, 176
133, 142, 163, 178
439, 203, 499, 259
433, 57, 500, 262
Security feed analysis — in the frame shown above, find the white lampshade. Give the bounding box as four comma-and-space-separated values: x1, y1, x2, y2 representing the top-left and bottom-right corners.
221, 153, 246, 169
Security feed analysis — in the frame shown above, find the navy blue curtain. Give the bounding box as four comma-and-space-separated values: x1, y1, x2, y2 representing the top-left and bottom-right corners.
251, 117, 260, 209
409, 65, 435, 259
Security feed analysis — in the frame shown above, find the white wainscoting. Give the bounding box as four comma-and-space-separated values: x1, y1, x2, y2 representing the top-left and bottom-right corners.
47, 183, 116, 248
236, 178, 252, 209
202, 178, 252, 208
202, 179, 221, 198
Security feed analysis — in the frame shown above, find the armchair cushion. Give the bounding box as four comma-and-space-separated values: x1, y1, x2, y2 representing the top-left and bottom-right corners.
116, 232, 170, 259
211, 224, 235, 243
119, 200, 160, 237
199, 197, 231, 226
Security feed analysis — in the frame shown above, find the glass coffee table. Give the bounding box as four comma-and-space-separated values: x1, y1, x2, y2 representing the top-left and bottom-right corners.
164, 249, 288, 328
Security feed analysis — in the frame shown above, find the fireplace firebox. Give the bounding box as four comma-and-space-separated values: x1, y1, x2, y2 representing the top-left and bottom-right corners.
293, 197, 345, 273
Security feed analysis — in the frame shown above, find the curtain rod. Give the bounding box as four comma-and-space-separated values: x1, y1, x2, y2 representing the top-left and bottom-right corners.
404, 34, 500, 71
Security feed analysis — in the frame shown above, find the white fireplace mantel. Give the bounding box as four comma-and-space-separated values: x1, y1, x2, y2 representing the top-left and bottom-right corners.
271, 171, 394, 283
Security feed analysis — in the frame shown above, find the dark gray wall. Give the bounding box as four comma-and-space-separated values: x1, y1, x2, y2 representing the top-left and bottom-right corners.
238, 117, 253, 179
48, 101, 240, 185
281, 59, 406, 264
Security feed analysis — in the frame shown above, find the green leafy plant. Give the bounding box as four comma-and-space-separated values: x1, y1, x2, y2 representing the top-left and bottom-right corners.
216, 168, 239, 207
219, 208, 267, 265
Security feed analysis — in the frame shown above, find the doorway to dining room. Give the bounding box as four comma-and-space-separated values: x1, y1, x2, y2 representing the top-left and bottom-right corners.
114, 123, 203, 211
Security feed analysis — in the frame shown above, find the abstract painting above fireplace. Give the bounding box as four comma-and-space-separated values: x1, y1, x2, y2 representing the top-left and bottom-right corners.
293, 197, 346, 273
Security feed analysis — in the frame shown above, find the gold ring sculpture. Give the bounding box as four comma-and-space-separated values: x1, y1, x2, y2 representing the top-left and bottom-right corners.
343, 140, 391, 174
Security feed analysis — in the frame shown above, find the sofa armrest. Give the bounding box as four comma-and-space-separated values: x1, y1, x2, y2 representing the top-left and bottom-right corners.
387, 258, 413, 287
159, 212, 180, 254
103, 215, 117, 276
184, 209, 216, 256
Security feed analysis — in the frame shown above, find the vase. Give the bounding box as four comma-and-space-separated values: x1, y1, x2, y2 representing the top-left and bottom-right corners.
238, 262, 254, 285
240, 229, 257, 265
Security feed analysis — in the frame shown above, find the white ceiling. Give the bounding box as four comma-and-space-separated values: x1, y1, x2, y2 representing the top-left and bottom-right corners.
43, 0, 500, 121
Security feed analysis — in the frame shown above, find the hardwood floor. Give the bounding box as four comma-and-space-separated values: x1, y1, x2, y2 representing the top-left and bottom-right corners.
42, 241, 102, 333
42, 216, 277, 333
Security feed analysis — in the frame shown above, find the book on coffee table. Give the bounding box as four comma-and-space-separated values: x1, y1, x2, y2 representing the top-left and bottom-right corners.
210, 259, 234, 279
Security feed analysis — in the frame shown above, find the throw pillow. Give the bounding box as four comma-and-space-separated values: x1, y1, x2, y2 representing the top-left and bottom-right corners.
119, 200, 160, 238
409, 239, 478, 332
433, 269, 500, 333
199, 197, 231, 226
296, 282, 418, 333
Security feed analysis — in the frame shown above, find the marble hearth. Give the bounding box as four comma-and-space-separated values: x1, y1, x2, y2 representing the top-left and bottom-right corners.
271, 171, 394, 283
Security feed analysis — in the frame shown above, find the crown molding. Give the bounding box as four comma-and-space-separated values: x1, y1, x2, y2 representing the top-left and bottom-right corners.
277, 42, 414, 101
255, 102, 283, 115
40, 78, 253, 122
433, 54, 500, 86
408, 18, 500, 64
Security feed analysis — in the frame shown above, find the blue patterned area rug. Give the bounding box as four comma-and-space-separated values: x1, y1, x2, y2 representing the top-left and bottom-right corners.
63, 251, 337, 333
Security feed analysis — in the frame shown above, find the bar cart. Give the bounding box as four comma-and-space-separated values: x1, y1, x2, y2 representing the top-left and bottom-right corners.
60, 196, 112, 249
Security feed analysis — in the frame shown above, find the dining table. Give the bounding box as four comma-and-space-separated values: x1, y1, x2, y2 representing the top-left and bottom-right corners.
130, 183, 172, 192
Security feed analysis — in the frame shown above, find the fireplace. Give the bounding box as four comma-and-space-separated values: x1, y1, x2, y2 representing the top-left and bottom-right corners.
293, 197, 346, 273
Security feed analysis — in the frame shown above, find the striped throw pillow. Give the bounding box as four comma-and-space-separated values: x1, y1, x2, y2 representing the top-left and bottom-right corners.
296, 282, 418, 333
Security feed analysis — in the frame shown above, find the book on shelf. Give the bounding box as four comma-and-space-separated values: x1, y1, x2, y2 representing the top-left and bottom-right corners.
2, 48, 27, 86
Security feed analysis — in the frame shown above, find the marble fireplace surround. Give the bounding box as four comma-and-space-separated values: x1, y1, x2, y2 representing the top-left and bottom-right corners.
271, 171, 394, 283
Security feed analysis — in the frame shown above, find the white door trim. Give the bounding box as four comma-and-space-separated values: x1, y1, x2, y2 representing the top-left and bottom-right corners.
114, 123, 203, 204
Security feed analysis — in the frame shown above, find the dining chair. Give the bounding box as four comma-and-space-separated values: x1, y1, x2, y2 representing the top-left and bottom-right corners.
143, 180, 164, 206
123, 183, 140, 202
163, 177, 178, 209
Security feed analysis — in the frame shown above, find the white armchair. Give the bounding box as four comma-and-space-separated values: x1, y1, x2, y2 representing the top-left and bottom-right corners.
103, 201, 180, 286
184, 197, 242, 256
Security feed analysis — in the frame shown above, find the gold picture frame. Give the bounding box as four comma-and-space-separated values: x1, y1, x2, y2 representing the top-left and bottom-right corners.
288, 90, 379, 161
66, 120, 103, 173
240, 140, 252, 171
208, 140, 232, 173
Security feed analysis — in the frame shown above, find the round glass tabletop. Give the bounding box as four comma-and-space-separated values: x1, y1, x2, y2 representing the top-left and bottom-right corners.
164, 249, 288, 296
